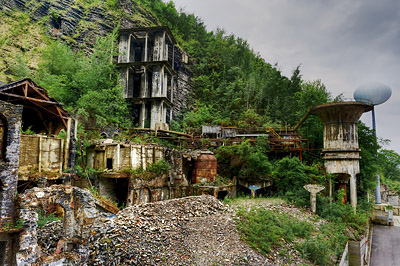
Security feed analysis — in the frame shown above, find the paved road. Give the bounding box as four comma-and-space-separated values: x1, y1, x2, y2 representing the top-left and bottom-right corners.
371, 225, 400, 266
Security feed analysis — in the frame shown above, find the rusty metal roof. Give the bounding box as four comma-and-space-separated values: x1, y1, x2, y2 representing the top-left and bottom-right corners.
0, 78, 70, 129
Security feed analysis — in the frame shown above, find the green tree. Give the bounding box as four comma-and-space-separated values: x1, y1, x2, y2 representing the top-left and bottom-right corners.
358, 122, 379, 192
294, 80, 330, 151
33, 27, 129, 128
215, 140, 272, 180
379, 149, 400, 181
273, 157, 325, 205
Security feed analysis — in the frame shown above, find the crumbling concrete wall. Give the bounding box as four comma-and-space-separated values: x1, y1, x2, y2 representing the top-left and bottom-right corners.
0, 100, 22, 221
88, 141, 197, 206
87, 141, 165, 172
16, 185, 98, 265
18, 135, 64, 180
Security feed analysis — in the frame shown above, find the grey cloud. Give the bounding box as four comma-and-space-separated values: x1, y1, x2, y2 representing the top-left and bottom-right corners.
171, 0, 400, 152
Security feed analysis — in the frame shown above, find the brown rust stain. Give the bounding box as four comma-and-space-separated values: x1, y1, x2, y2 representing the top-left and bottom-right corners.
192, 153, 217, 184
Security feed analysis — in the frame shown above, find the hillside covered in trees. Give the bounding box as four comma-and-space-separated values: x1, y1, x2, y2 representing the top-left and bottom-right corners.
2, 0, 399, 195
2, 1, 400, 264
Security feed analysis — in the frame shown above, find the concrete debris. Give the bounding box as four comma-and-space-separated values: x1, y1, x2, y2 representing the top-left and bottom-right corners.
84, 195, 268, 265
37, 221, 63, 256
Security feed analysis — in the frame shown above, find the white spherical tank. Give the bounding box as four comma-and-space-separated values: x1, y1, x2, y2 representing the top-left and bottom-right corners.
354, 82, 392, 106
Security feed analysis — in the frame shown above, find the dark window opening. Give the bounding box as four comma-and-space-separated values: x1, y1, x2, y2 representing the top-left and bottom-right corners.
106, 158, 113, 170
166, 107, 171, 124
133, 75, 141, 98
168, 44, 173, 66
134, 46, 143, 62
166, 76, 172, 101
148, 41, 154, 61
144, 103, 151, 128
17, 180, 37, 194
0, 241, 7, 265
131, 104, 141, 127
148, 73, 153, 97
22, 107, 46, 134
113, 178, 129, 208
217, 191, 228, 200
128, 71, 135, 98
183, 160, 193, 184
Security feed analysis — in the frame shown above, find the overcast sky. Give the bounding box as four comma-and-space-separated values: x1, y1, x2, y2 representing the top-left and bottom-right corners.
169, 0, 400, 153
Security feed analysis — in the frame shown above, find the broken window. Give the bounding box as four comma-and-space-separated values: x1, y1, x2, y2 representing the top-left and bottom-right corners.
106, 158, 113, 170
133, 75, 141, 98
131, 104, 141, 127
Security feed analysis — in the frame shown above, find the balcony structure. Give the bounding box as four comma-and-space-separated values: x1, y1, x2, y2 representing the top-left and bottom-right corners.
118, 26, 178, 130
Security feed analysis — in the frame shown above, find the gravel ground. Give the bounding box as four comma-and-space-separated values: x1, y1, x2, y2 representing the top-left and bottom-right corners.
37, 196, 317, 265
86, 195, 271, 265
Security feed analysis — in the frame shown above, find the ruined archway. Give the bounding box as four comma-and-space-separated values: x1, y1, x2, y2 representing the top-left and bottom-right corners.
140, 187, 151, 203
16, 185, 99, 264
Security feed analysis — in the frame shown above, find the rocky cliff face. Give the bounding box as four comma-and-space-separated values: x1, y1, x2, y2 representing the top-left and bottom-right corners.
1, 0, 157, 48
0, 0, 193, 120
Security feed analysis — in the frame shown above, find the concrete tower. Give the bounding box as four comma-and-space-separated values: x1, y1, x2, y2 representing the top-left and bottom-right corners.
312, 101, 372, 210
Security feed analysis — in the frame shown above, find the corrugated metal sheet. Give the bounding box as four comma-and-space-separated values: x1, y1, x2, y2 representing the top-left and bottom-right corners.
221, 128, 236, 138
202, 125, 221, 135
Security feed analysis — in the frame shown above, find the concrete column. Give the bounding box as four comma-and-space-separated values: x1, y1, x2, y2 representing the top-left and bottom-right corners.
310, 192, 317, 213
127, 34, 131, 62
118, 34, 128, 63
126, 177, 135, 207
304, 184, 324, 213
141, 146, 146, 171
350, 174, 357, 211
139, 103, 145, 128
144, 33, 148, 62
161, 31, 166, 61
116, 144, 120, 171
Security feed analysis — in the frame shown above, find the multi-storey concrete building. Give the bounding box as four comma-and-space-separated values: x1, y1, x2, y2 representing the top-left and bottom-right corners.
118, 26, 181, 130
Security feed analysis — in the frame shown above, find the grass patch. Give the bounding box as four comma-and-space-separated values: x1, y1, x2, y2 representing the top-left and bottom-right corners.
234, 197, 363, 265
237, 207, 313, 254
37, 209, 62, 227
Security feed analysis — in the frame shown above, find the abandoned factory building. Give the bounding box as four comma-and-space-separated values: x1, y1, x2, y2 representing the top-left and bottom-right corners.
117, 26, 191, 130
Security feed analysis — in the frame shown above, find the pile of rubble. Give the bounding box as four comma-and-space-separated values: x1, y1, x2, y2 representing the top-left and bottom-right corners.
85, 195, 269, 265
37, 221, 63, 256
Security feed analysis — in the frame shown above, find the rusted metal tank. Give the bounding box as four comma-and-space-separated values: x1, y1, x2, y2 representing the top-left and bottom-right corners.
192, 151, 217, 184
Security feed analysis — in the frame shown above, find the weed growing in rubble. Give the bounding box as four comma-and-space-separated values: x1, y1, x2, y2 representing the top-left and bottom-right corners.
37, 209, 61, 227
123, 160, 171, 179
